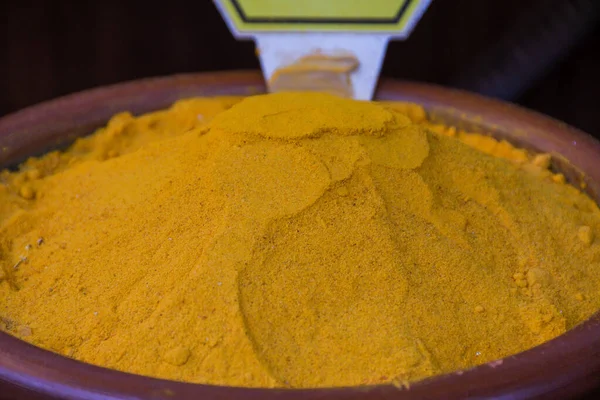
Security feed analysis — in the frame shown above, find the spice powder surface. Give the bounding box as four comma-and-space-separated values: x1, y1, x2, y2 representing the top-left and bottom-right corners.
0, 92, 599, 388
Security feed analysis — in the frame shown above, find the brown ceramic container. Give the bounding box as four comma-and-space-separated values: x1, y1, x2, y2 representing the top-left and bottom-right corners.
1, 71, 599, 400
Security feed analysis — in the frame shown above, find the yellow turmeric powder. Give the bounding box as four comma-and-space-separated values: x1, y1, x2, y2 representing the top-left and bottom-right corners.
1, 92, 600, 388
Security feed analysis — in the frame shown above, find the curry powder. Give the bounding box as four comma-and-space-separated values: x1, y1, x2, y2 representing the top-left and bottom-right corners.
0, 93, 599, 387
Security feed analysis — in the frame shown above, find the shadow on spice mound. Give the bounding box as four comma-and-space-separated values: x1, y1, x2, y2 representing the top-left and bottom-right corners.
0, 92, 599, 388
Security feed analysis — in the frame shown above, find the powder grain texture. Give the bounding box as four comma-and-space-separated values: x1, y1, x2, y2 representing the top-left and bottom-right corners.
1, 93, 600, 388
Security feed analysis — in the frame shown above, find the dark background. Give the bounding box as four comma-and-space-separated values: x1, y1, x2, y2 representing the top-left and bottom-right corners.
1, 0, 599, 136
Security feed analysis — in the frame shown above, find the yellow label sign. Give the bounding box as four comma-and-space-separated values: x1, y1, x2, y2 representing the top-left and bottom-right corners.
215, 0, 430, 34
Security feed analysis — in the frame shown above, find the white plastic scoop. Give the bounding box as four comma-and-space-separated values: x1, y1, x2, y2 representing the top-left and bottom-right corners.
214, 0, 431, 100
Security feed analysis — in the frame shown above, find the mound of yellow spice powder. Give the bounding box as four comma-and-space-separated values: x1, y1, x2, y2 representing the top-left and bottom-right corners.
1, 92, 600, 388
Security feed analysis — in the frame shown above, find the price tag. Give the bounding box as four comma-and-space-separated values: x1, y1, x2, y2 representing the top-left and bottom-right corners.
214, 0, 431, 99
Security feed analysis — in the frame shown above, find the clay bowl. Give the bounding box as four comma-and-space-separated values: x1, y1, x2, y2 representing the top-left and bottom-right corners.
1, 71, 600, 400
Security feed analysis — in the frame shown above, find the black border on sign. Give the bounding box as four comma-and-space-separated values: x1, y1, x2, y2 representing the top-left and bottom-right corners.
230, 0, 414, 24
